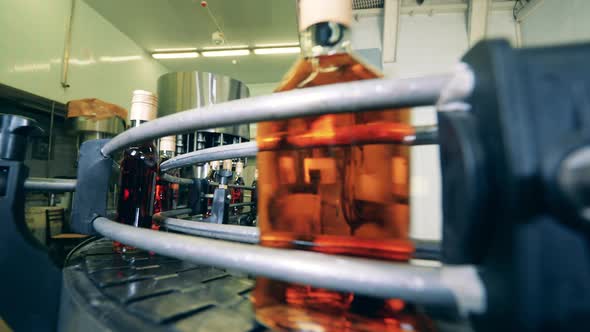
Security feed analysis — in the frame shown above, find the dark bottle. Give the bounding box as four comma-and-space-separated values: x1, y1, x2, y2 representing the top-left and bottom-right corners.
154, 135, 176, 225
114, 90, 159, 252
253, 1, 432, 331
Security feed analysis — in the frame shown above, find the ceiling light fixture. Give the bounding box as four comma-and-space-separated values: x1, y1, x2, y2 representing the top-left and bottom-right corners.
153, 47, 197, 52
100, 55, 143, 62
152, 52, 200, 59
255, 43, 300, 48
201, 49, 250, 57
254, 47, 301, 55
202, 45, 249, 50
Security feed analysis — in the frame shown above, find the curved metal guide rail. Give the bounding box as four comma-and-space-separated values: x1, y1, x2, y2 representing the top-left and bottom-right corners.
94, 217, 485, 318
162, 218, 260, 244
160, 142, 257, 173
86, 68, 482, 321
160, 127, 438, 172
101, 73, 465, 156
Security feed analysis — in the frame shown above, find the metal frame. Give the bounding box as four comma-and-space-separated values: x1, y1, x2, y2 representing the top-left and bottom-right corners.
84, 70, 481, 320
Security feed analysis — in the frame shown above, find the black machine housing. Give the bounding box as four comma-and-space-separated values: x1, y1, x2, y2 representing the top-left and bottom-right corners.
440, 40, 590, 331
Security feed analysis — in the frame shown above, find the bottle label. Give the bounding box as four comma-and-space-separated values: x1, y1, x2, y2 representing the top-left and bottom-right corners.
298, 0, 352, 32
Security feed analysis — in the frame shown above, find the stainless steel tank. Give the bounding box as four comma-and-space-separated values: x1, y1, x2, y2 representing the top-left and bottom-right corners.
157, 72, 251, 139
66, 117, 126, 143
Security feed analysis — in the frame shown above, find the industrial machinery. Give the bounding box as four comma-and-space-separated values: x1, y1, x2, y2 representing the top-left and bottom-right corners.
157, 71, 251, 154
65, 115, 125, 151
157, 72, 255, 225
1, 40, 590, 331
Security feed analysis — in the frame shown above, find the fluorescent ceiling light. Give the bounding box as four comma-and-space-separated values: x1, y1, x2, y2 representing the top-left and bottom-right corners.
154, 47, 197, 52
202, 45, 249, 50
69, 58, 96, 65
254, 47, 301, 55
201, 49, 250, 57
100, 55, 143, 62
152, 52, 200, 59
255, 43, 299, 48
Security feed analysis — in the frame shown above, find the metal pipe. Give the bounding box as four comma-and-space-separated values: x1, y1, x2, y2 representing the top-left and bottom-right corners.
24, 178, 77, 192
161, 125, 438, 173
229, 202, 255, 208
160, 173, 194, 185
160, 173, 256, 191
93, 217, 484, 317
228, 184, 255, 190
102, 73, 457, 156
160, 142, 257, 172
157, 217, 440, 261
61, 0, 76, 88
413, 239, 442, 261
210, 182, 255, 190
162, 217, 259, 244
409, 125, 438, 145
46, 102, 55, 178
152, 208, 193, 223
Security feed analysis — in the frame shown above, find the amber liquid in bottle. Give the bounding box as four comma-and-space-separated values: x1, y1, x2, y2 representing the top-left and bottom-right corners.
254, 22, 432, 332
114, 122, 158, 252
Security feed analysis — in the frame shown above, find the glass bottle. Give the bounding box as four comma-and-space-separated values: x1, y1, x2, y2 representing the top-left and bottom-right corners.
153, 136, 176, 227
114, 90, 159, 252
253, 1, 431, 331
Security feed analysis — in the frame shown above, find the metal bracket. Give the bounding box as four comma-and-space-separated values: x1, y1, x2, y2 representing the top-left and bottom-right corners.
71, 139, 113, 235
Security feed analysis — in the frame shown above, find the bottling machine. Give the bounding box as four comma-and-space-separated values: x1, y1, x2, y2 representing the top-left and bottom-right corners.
1, 40, 590, 331
157, 72, 256, 225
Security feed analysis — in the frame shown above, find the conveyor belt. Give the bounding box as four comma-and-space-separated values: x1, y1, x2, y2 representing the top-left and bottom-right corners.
60, 238, 269, 332
60, 238, 471, 332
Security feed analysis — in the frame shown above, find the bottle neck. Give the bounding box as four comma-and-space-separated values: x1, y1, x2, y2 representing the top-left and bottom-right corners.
130, 119, 147, 128
159, 150, 174, 160
129, 119, 155, 146
299, 22, 352, 58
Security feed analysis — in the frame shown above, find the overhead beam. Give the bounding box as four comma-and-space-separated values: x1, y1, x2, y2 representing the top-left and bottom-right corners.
353, 2, 521, 18
467, 0, 491, 47
382, 0, 400, 64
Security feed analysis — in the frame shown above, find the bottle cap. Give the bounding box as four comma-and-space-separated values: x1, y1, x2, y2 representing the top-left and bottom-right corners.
130, 90, 158, 122
235, 161, 244, 176
298, 0, 352, 32
223, 159, 233, 171
159, 136, 176, 152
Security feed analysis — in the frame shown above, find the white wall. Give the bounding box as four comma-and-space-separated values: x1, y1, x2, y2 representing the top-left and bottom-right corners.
520, 0, 590, 46
356, 7, 517, 240
0, 0, 168, 109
